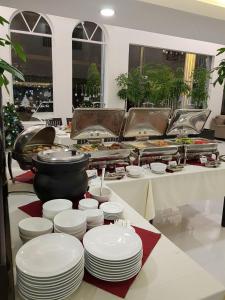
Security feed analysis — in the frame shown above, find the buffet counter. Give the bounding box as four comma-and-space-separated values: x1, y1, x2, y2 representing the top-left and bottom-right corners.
9, 191, 225, 300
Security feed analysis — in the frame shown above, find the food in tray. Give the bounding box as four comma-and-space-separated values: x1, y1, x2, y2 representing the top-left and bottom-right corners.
75, 143, 125, 152
149, 140, 170, 147
175, 138, 209, 145
25, 145, 61, 154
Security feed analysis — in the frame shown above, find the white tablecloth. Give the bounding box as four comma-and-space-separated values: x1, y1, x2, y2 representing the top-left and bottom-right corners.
10, 191, 225, 300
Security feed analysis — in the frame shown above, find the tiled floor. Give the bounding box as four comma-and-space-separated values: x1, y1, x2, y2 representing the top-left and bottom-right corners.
7, 141, 225, 286
154, 141, 225, 286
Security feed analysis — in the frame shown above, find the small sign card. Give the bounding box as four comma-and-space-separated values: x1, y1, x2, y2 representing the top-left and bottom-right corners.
200, 156, 208, 164
115, 166, 126, 173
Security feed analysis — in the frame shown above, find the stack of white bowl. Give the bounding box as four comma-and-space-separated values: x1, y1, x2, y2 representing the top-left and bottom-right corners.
54, 210, 87, 240
18, 217, 53, 243
150, 162, 167, 174
100, 202, 124, 220
16, 233, 84, 300
78, 198, 99, 211
42, 199, 73, 220
84, 209, 104, 230
89, 187, 112, 203
126, 166, 144, 178
83, 225, 143, 282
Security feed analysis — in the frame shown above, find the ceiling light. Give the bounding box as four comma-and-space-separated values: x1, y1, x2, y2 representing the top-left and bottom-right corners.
197, 0, 225, 8
100, 8, 115, 17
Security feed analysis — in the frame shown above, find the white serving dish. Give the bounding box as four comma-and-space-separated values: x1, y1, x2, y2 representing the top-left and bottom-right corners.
150, 162, 167, 173
18, 217, 53, 237
100, 202, 124, 215
42, 199, 73, 220
84, 209, 104, 223
78, 198, 99, 210
83, 224, 142, 261
126, 165, 144, 176
54, 210, 86, 233
89, 187, 112, 203
16, 233, 84, 277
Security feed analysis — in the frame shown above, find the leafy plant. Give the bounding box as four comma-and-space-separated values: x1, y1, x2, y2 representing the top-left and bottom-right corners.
0, 15, 26, 93
213, 47, 225, 86
190, 67, 211, 108
86, 63, 100, 100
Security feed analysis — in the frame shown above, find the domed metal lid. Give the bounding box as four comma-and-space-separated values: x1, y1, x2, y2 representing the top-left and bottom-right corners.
37, 149, 85, 162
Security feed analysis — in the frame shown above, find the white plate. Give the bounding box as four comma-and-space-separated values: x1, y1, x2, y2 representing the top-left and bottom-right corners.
54, 210, 86, 233
19, 217, 53, 237
100, 202, 124, 215
43, 199, 73, 219
16, 233, 84, 278
83, 209, 104, 222
83, 225, 142, 261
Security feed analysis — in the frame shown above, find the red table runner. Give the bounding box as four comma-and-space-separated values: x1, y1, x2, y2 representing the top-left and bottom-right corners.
15, 171, 34, 184
18, 200, 161, 298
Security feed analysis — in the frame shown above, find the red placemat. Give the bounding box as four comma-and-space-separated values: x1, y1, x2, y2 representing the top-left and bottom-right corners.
18, 200, 161, 299
15, 171, 34, 184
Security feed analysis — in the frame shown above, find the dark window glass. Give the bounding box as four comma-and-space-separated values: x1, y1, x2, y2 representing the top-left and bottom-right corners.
10, 13, 29, 31
72, 23, 87, 40
22, 11, 40, 31
11, 33, 53, 118
92, 26, 102, 42
33, 17, 51, 34
72, 41, 102, 108
83, 21, 98, 39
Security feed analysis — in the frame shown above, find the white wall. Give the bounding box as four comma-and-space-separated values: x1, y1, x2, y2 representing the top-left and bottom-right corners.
0, 5, 224, 127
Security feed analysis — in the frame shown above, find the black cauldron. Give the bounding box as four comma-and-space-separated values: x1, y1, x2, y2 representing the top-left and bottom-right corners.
32, 151, 89, 203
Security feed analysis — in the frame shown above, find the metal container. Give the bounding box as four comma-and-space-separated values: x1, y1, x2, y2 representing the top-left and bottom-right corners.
70, 109, 133, 165
11, 126, 66, 170
33, 150, 89, 202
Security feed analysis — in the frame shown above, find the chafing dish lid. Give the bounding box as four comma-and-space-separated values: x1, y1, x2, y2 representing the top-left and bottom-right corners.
123, 108, 171, 138
70, 108, 125, 140
14, 126, 56, 153
166, 109, 211, 136
37, 149, 85, 162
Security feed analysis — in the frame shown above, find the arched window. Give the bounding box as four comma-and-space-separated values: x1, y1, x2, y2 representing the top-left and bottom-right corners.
10, 11, 53, 120
72, 21, 105, 108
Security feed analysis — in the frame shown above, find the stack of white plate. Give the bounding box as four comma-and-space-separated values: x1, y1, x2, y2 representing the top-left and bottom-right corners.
54, 210, 87, 240
100, 202, 124, 220
16, 233, 84, 300
150, 162, 167, 174
126, 166, 144, 178
78, 198, 99, 211
18, 217, 53, 243
43, 199, 73, 220
83, 225, 143, 282
84, 209, 104, 230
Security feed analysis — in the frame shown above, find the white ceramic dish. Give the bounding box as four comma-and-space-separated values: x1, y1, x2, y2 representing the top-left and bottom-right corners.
16, 233, 84, 277
89, 187, 112, 203
54, 210, 86, 233
83, 224, 142, 261
126, 165, 144, 176
19, 217, 53, 237
42, 199, 72, 220
150, 162, 167, 173
78, 198, 99, 210
83, 209, 104, 222
100, 202, 124, 215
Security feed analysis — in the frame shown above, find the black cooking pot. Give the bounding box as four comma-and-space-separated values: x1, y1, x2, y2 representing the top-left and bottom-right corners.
32, 151, 89, 203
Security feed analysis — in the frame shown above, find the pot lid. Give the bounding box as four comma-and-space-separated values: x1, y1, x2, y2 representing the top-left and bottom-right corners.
70, 108, 125, 140
37, 149, 85, 162
166, 109, 211, 136
13, 125, 55, 153
123, 108, 171, 138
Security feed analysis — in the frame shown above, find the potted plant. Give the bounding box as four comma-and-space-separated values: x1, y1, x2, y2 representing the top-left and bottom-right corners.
213, 47, 225, 86
85, 63, 101, 107
190, 67, 210, 109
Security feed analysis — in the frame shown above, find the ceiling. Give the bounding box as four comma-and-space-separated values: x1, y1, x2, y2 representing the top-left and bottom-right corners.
1, 0, 225, 44
137, 0, 225, 20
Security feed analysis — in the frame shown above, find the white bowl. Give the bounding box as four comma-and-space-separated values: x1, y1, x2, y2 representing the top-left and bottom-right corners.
89, 187, 112, 203
126, 166, 144, 176
54, 210, 86, 233
78, 198, 99, 210
18, 217, 53, 237
43, 199, 73, 220
150, 162, 167, 173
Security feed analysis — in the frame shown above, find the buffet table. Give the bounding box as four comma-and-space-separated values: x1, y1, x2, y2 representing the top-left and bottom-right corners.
9, 191, 225, 300
104, 163, 225, 223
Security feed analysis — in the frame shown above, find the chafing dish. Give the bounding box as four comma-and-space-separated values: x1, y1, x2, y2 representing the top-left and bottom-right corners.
122, 108, 180, 164
11, 126, 66, 170
166, 109, 219, 163
70, 109, 134, 166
